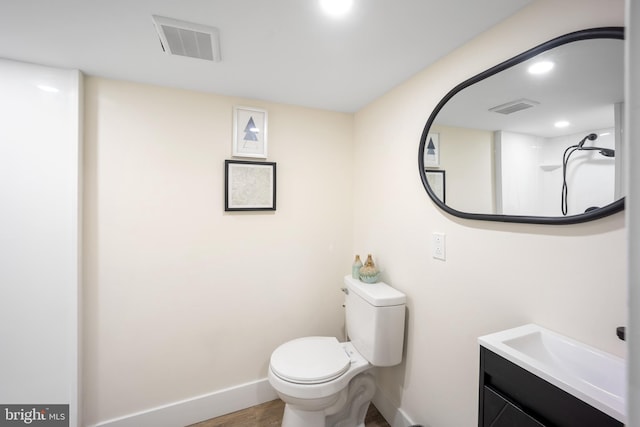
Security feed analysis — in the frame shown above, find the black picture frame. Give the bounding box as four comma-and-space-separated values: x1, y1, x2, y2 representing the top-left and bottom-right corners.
225, 160, 276, 211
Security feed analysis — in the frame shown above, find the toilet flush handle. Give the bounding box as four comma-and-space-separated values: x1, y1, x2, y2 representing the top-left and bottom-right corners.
341, 287, 349, 295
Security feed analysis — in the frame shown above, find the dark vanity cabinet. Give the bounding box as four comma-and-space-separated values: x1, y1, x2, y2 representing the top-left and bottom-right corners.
479, 347, 623, 427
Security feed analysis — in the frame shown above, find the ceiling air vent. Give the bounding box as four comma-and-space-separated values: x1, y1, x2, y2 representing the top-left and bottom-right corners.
152, 15, 221, 62
489, 98, 539, 115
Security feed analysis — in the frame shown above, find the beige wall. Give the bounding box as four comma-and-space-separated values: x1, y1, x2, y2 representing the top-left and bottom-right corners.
82, 78, 354, 424
430, 124, 495, 213
353, 0, 626, 426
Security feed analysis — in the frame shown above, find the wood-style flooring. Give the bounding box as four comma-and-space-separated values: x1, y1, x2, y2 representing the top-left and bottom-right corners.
188, 399, 391, 427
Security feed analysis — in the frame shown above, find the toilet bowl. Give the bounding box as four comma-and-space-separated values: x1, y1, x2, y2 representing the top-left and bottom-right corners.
268, 276, 407, 427
268, 338, 374, 427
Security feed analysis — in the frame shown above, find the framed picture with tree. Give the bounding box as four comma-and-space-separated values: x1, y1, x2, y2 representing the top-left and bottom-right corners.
233, 106, 268, 158
424, 132, 440, 167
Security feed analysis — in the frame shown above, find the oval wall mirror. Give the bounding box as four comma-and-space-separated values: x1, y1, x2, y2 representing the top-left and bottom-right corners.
418, 27, 625, 224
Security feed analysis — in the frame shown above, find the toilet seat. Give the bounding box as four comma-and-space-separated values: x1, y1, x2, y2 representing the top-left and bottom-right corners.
270, 337, 351, 384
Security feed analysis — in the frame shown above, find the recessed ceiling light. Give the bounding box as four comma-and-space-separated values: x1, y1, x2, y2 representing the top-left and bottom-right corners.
319, 0, 354, 17
528, 60, 555, 75
554, 120, 570, 128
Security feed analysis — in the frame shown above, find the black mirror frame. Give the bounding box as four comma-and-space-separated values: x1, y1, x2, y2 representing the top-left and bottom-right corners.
418, 27, 625, 225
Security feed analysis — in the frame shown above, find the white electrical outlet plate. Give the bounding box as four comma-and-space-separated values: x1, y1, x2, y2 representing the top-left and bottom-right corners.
432, 232, 446, 260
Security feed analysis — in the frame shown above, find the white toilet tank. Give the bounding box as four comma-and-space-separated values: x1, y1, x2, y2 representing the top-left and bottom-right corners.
344, 275, 406, 366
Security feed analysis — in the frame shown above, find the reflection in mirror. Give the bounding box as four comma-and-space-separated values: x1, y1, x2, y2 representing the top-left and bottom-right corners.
419, 28, 625, 224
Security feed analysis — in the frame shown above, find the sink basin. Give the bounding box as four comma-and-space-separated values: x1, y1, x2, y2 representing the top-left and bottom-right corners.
478, 324, 625, 423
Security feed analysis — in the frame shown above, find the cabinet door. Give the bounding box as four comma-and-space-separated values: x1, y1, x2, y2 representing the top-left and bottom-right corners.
484, 387, 547, 427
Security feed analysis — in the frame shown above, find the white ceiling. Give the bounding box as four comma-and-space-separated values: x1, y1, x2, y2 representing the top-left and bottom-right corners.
0, 0, 532, 112
435, 37, 625, 138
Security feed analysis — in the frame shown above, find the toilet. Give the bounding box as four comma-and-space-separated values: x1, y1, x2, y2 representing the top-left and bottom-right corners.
268, 275, 406, 427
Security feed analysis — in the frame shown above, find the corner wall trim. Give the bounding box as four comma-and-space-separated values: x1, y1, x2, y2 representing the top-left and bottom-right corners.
92, 378, 278, 427
372, 389, 416, 427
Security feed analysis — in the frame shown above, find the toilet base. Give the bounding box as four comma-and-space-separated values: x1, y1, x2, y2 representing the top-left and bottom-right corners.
282, 406, 327, 427
326, 373, 375, 427
280, 372, 376, 427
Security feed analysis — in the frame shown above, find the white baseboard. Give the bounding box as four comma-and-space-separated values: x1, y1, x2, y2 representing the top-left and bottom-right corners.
93, 378, 278, 427
372, 389, 416, 427
91, 378, 413, 427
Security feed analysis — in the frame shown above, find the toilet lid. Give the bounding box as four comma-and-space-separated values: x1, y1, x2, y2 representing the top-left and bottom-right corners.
270, 337, 351, 384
